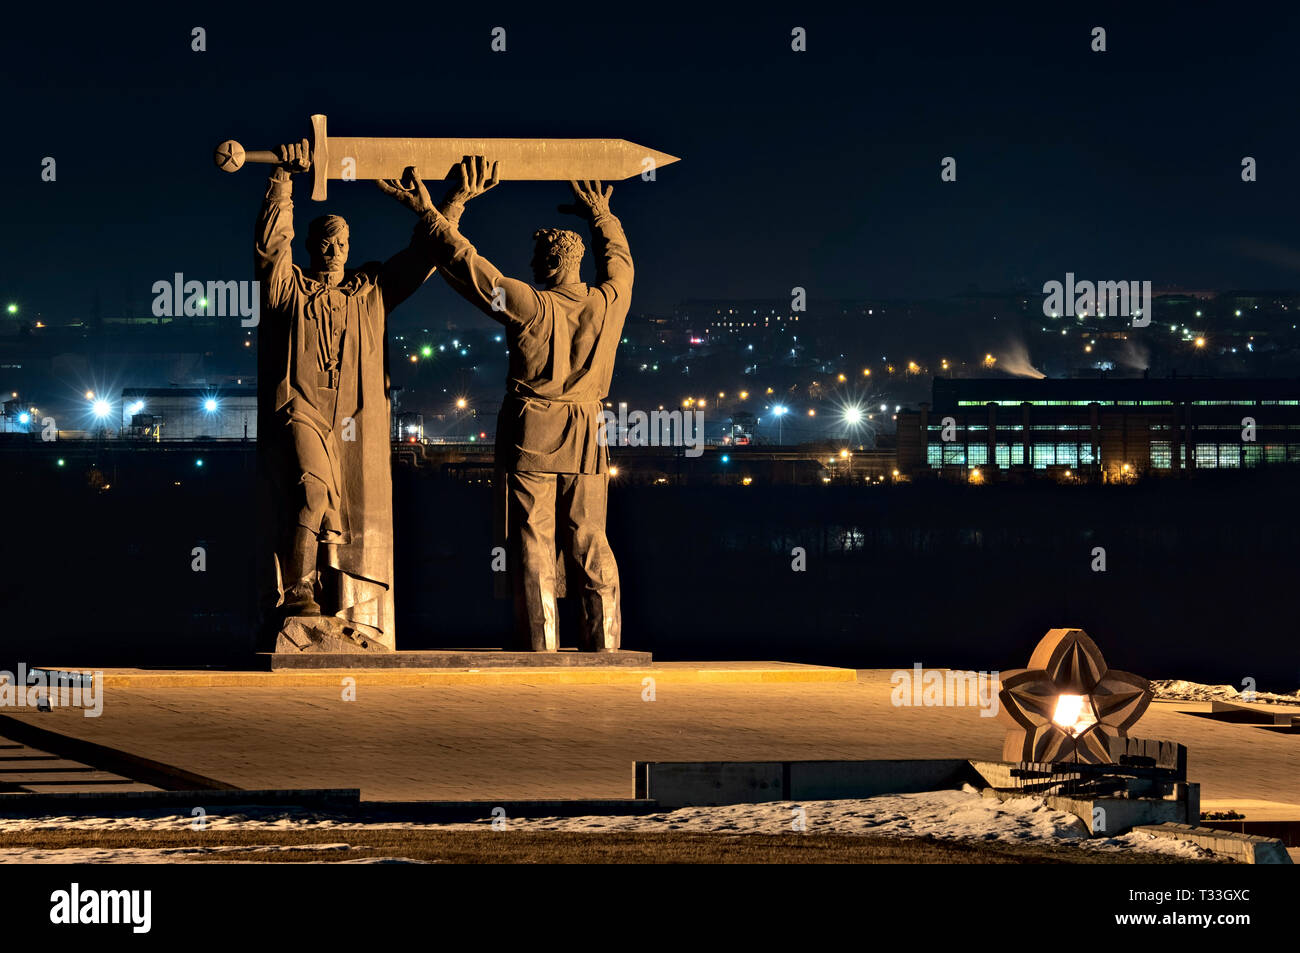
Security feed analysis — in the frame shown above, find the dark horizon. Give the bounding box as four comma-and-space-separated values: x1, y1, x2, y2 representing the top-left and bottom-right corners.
3, 4, 1300, 325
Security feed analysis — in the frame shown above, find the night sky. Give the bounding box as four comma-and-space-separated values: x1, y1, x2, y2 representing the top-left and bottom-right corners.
3, 3, 1299, 326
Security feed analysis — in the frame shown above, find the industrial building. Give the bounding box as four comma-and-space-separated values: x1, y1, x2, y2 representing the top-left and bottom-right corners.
897, 377, 1300, 480
120, 387, 256, 441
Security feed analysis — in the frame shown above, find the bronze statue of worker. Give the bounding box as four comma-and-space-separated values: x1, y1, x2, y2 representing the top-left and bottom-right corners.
379, 165, 630, 652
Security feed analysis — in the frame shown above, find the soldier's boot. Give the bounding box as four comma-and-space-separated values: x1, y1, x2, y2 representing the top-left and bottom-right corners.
512, 576, 558, 651
281, 526, 321, 617
578, 588, 621, 653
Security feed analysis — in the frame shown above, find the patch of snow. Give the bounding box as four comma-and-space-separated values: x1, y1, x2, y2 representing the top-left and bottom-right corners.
0, 787, 1216, 861
1152, 679, 1298, 705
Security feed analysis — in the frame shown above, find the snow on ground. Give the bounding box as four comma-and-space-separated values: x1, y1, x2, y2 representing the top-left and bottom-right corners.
0, 786, 1214, 862
0, 845, 426, 864
1153, 679, 1299, 705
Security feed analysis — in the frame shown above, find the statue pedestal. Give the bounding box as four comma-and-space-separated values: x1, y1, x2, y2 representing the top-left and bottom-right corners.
266, 648, 652, 670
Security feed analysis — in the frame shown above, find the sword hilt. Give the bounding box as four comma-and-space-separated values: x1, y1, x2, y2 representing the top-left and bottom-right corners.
213, 141, 279, 171
213, 115, 331, 201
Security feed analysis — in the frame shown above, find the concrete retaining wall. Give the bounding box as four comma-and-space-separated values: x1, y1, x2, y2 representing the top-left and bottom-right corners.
635, 759, 982, 807
1133, 823, 1293, 864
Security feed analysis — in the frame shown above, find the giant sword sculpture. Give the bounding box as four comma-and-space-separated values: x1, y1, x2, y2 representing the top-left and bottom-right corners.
215, 113, 680, 200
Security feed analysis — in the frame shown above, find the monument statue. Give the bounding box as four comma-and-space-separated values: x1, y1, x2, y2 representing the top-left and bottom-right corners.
255, 141, 495, 653
218, 114, 677, 657
385, 170, 631, 651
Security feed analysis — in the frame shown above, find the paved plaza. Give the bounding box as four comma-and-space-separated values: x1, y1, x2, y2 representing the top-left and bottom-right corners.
2, 669, 1296, 819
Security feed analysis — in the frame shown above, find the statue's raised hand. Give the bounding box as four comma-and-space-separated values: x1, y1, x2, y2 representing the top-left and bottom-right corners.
377, 166, 435, 215
277, 139, 311, 175
443, 155, 500, 207
558, 180, 613, 219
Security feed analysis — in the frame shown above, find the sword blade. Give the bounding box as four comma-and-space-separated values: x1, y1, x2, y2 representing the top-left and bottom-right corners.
324, 137, 679, 183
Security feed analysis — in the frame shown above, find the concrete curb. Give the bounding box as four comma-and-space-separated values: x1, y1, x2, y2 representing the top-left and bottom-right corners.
1133, 823, 1293, 864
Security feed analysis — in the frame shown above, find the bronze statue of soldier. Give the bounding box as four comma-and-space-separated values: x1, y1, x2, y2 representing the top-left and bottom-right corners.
256, 142, 495, 652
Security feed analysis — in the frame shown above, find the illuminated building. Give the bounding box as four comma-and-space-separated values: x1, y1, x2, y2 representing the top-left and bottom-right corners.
897, 377, 1300, 479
